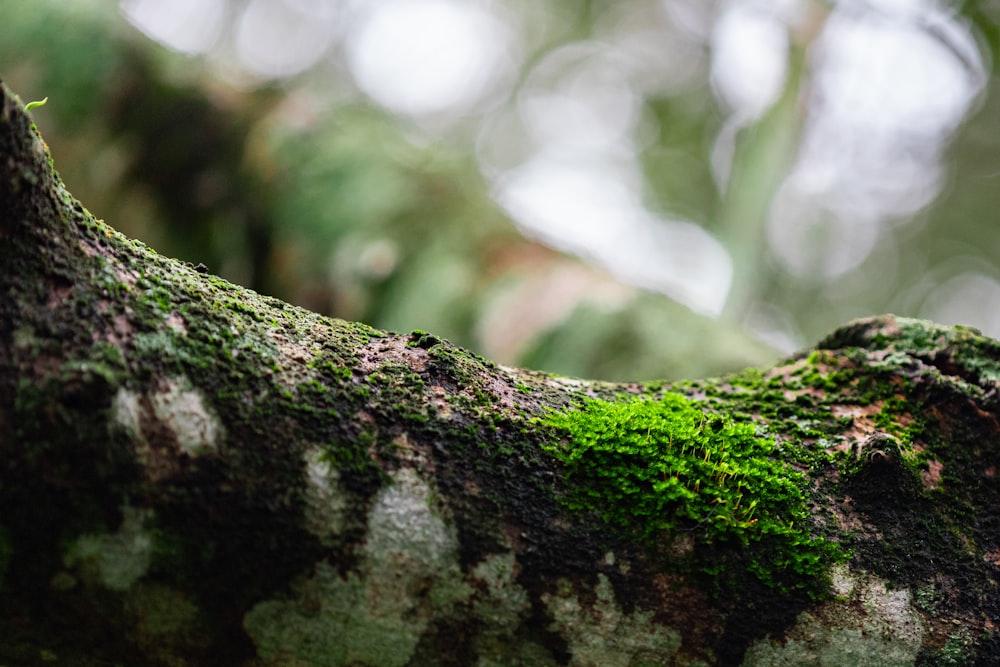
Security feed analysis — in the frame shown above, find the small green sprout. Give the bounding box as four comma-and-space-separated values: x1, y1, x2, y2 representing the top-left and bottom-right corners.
25, 97, 48, 111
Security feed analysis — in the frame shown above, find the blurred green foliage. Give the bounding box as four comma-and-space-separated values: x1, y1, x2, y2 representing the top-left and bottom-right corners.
3, 0, 1000, 382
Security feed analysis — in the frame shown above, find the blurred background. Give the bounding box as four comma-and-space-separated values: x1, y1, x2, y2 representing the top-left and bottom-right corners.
2, 0, 999, 381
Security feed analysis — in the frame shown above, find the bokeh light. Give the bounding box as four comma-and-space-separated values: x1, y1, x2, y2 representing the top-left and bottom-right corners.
120, 0, 227, 55
922, 271, 1000, 338
710, 2, 789, 119
343, 0, 518, 119
235, 0, 340, 79
26, 0, 1000, 378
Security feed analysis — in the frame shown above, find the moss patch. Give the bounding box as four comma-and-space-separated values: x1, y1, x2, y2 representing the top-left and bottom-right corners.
542, 393, 844, 596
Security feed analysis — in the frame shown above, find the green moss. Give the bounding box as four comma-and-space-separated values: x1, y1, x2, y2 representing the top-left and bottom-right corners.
872, 395, 926, 449
318, 433, 388, 491
836, 432, 911, 480
940, 630, 972, 666
541, 393, 844, 596
406, 329, 439, 349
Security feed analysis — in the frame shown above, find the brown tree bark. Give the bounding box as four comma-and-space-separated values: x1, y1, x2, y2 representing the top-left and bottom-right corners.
2, 80, 999, 666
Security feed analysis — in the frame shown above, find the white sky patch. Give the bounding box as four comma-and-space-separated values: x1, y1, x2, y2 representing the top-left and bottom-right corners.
815, 10, 981, 137
495, 155, 640, 251
344, 0, 517, 118
663, 0, 716, 41
630, 216, 733, 315
593, 5, 706, 96
120, 0, 227, 55
744, 302, 804, 354
920, 272, 1000, 339
494, 153, 731, 316
710, 3, 789, 120
765, 3, 984, 280
517, 43, 642, 153
120, 0, 987, 321
235, 0, 340, 79
767, 172, 881, 281
483, 35, 731, 317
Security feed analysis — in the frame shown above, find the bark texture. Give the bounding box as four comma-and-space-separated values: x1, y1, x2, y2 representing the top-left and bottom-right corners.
2, 81, 1000, 666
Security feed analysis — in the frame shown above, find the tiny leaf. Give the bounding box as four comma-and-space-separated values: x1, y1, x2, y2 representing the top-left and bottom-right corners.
25, 97, 48, 111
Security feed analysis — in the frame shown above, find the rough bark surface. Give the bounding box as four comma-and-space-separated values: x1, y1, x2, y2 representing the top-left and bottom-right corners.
2, 81, 1000, 666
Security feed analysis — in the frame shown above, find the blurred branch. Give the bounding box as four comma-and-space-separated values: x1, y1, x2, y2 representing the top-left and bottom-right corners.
718, 17, 818, 322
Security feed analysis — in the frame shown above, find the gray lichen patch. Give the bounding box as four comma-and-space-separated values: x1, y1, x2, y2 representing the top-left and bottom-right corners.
243, 563, 426, 667
111, 377, 224, 468
111, 386, 141, 438
150, 378, 223, 456
542, 573, 684, 666
301, 446, 349, 545
243, 467, 546, 666
62, 506, 154, 592
742, 565, 924, 666
243, 467, 470, 666
363, 467, 456, 570
470, 551, 530, 630
111, 378, 224, 477
468, 551, 541, 664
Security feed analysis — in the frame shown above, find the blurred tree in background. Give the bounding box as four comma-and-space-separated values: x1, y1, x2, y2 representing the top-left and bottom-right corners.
3, 0, 999, 381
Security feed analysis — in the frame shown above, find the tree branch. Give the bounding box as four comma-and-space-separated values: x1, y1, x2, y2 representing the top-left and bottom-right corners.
2, 80, 998, 665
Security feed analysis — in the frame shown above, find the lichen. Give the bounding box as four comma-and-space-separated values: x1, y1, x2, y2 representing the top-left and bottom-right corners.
243, 467, 471, 666
301, 446, 350, 546
469, 552, 531, 637
742, 565, 924, 666
543, 574, 685, 667
62, 506, 154, 592
149, 378, 224, 456
242, 463, 569, 666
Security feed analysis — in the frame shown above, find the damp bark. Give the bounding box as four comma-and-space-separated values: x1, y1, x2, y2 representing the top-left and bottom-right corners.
2, 81, 999, 666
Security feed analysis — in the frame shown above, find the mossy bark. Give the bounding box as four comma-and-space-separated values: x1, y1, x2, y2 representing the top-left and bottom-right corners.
2, 81, 999, 666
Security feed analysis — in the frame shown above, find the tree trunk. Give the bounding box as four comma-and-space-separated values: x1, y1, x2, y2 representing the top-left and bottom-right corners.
2, 81, 999, 666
